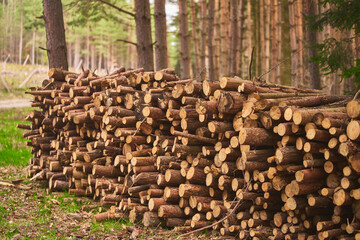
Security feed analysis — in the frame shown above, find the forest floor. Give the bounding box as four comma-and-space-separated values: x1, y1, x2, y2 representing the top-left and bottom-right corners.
0, 71, 213, 239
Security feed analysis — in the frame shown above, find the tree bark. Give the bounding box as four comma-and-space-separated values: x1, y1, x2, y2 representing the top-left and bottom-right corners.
134, 0, 154, 71
237, 0, 244, 76
190, 0, 200, 77
42, 0, 68, 70
276, 0, 282, 84
178, 0, 191, 79
154, 0, 168, 71
304, 0, 320, 89
207, 0, 215, 81
220, 0, 229, 76
288, 0, 297, 87
229, 0, 238, 76
18, 0, 23, 64
264, 0, 271, 82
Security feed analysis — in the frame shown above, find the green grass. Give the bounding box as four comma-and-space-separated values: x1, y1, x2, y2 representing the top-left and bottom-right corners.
0, 107, 32, 167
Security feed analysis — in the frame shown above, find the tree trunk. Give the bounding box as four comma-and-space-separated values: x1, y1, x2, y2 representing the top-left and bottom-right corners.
207, 0, 215, 81
270, 0, 278, 83
220, 0, 229, 76
264, 0, 271, 83
134, 0, 154, 71
190, 0, 200, 78
237, 0, 244, 76
260, 0, 265, 79
229, 0, 238, 76
85, 23, 90, 69
304, 0, 321, 89
31, 29, 36, 65
91, 40, 96, 70
199, 0, 207, 76
18, 0, 23, 64
288, 0, 297, 87
213, 0, 220, 80
74, 37, 80, 69
67, 40, 72, 68
42, 0, 68, 70
178, 0, 191, 79
294, 0, 304, 86
276, 0, 282, 84
246, 0, 252, 79
154, 0, 168, 71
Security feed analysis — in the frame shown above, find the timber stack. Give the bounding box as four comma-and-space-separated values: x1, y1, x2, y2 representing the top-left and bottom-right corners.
18, 65, 360, 239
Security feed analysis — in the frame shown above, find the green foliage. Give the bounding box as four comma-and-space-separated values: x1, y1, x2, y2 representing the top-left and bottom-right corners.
309, 0, 360, 92
310, 0, 360, 33
0, 107, 32, 167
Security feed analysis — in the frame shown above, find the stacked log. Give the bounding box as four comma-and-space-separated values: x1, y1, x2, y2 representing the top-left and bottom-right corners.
19, 68, 360, 238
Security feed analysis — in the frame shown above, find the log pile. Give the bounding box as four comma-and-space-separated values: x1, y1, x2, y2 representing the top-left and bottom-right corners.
19, 66, 360, 239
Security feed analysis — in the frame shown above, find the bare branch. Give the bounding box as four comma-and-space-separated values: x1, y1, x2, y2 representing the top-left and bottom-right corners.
39, 46, 49, 52
117, 39, 137, 46
96, 0, 135, 17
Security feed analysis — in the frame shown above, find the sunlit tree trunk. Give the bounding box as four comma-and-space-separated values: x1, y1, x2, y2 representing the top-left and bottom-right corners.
18, 0, 23, 64
246, 0, 252, 79
31, 29, 36, 65
229, 0, 238, 76
134, 0, 154, 71
154, 0, 168, 70
42, 0, 68, 70
276, 0, 282, 84
178, 0, 191, 79
220, 0, 229, 76
237, 0, 244, 77
288, 0, 298, 86
264, 0, 271, 82
199, 0, 207, 76
214, 0, 220, 79
190, 0, 200, 77
260, 0, 265, 78
294, 0, 304, 86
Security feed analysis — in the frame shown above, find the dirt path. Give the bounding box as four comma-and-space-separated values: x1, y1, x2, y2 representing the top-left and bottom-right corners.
0, 99, 31, 109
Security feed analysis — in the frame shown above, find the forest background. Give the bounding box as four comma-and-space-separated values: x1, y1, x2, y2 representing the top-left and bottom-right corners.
1, 0, 360, 95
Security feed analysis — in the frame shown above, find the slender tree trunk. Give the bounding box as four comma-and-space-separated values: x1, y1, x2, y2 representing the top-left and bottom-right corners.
254, 0, 261, 77
98, 33, 103, 70
178, 0, 191, 79
270, 0, 278, 83
85, 23, 90, 69
276, 0, 282, 84
229, 0, 238, 76
190, 0, 200, 77
260, 0, 265, 78
213, 0, 220, 79
31, 29, 36, 65
294, 0, 304, 86
154, 0, 168, 70
246, 0, 252, 79
264, 0, 271, 82
237, 0, 244, 77
91, 41, 95, 70
107, 34, 111, 70
207, 0, 215, 81
134, 0, 154, 71
199, 0, 207, 75
42, 0, 68, 70
288, 0, 298, 86
68, 40, 72, 68
18, 0, 23, 64
220, 0, 229, 76
304, 0, 321, 89
74, 37, 80, 69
